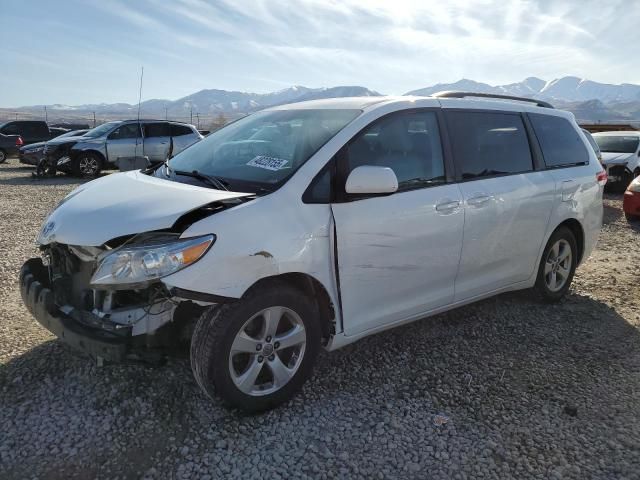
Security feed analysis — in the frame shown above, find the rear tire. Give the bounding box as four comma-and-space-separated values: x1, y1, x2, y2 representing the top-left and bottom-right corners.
190, 281, 321, 412
0, 149, 6, 164
534, 226, 577, 302
72, 152, 101, 178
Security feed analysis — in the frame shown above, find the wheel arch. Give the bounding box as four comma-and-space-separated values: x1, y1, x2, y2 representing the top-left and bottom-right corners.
243, 272, 336, 345
72, 148, 106, 167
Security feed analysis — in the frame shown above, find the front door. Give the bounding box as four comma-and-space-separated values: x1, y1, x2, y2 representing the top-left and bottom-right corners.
331, 110, 464, 336
444, 110, 555, 301
143, 122, 171, 162
105, 123, 142, 163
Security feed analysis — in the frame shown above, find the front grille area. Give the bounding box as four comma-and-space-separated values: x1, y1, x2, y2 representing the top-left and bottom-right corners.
46, 244, 95, 308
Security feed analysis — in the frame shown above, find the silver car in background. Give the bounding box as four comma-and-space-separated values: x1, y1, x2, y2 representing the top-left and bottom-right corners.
44, 120, 203, 177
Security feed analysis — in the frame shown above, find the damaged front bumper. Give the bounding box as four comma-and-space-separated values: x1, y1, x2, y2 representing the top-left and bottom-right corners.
20, 258, 130, 362
19, 257, 200, 363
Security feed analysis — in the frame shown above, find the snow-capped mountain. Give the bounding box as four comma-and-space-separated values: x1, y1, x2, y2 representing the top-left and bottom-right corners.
6, 77, 640, 123
406, 76, 640, 104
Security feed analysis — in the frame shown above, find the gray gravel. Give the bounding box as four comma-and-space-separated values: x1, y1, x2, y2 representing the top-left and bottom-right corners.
1, 159, 640, 479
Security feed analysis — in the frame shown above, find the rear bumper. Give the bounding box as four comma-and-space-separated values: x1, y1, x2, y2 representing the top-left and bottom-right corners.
19, 258, 129, 362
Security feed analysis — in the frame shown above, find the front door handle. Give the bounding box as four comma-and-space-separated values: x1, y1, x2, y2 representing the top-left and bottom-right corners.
435, 200, 461, 213
467, 194, 493, 207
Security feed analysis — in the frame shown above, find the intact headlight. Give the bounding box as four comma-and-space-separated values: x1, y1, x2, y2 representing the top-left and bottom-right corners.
90, 234, 215, 287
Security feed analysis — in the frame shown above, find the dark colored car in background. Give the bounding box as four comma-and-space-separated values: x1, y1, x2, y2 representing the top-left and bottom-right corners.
0, 120, 64, 145
0, 133, 23, 163
19, 129, 89, 166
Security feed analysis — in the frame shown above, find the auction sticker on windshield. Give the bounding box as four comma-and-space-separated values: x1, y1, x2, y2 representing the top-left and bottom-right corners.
247, 156, 290, 171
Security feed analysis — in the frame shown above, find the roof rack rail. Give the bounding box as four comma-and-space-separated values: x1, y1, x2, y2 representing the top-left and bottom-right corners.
432, 91, 554, 109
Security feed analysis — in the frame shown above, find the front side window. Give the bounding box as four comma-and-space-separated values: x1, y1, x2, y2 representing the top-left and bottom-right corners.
447, 111, 533, 179
346, 110, 446, 190
594, 135, 640, 154
529, 113, 589, 167
109, 123, 141, 140
167, 109, 360, 191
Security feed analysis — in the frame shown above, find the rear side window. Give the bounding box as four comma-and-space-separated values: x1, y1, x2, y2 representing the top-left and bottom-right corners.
170, 124, 193, 136
32, 122, 49, 136
1, 123, 20, 135
447, 111, 533, 179
144, 123, 170, 138
529, 114, 589, 167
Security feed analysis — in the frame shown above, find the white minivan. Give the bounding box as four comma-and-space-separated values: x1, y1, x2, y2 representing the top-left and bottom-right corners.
20, 93, 605, 411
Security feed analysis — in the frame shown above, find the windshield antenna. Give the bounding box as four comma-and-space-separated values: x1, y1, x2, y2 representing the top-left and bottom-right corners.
135, 66, 144, 158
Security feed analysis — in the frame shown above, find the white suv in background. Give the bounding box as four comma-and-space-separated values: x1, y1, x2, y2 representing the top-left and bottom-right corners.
593, 131, 640, 186
21, 92, 605, 411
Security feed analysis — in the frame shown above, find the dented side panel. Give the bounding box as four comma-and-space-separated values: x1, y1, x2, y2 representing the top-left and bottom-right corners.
161, 191, 342, 330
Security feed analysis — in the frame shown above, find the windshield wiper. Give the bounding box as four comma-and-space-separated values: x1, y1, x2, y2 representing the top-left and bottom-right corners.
172, 169, 230, 191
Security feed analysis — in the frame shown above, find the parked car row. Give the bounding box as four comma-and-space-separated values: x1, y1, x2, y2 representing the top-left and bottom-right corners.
19, 129, 89, 166
1, 119, 202, 177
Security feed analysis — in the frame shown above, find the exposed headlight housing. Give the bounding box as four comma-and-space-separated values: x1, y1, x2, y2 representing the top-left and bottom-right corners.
90, 234, 215, 288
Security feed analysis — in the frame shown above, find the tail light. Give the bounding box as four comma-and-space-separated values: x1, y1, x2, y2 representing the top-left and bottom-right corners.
596, 170, 608, 186
15, 136, 24, 146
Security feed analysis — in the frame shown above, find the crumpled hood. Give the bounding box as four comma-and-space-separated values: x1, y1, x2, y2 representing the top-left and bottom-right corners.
601, 152, 635, 165
38, 171, 251, 246
47, 135, 94, 145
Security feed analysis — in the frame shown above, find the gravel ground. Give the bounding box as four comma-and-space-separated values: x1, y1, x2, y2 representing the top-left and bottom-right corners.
1, 159, 639, 479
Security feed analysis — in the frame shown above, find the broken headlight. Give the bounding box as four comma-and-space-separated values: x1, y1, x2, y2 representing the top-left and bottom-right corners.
90, 234, 214, 287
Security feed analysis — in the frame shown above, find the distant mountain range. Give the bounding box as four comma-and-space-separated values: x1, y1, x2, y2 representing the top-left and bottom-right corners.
6, 77, 640, 124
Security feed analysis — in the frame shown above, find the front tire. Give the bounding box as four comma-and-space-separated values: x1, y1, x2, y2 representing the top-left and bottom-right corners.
72, 152, 101, 178
0, 149, 6, 164
534, 226, 577, 302
190, 282, 321, 412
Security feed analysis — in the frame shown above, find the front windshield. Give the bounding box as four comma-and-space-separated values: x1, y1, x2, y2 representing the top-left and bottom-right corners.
83, 121, 119, 138
167, 109, 360, 190
595, 135, 640, 153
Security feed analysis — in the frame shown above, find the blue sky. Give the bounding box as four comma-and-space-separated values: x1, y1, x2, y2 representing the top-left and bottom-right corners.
1, 0, 638, 106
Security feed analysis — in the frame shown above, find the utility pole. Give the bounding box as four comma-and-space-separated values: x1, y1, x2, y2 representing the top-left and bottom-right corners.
165, 105, 168, 120
190, 106, 193, 125
15, 113, 18, 120
93, 111, 96, 127
44, 106, 48, 122
196, 113, 200, 129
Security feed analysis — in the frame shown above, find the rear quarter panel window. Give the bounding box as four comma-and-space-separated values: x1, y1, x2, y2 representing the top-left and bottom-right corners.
529, 113, 589, 167
170, 124, 193, 136
446, 111, 533, 179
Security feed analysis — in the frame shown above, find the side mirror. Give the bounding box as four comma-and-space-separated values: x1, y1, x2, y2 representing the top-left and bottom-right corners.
345, 166, 398, 195
108, 129, 120, 140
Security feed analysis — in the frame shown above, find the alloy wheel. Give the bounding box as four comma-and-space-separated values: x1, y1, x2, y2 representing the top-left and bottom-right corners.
544, 239, 572, 292
228, 306, 307, 396
79, 156, 98, 176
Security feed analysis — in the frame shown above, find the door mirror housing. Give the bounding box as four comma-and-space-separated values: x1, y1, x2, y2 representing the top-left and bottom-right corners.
345, 166, 398, 195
